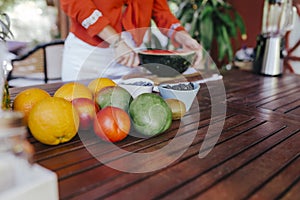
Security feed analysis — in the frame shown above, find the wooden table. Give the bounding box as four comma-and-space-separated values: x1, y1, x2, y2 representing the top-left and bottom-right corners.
10, 69, 300, 199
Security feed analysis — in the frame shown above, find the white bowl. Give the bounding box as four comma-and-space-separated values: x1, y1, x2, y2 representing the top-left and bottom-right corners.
119, 78, 154, 98
158, 82, 200, 111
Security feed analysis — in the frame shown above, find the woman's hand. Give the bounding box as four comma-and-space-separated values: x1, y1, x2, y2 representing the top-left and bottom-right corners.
174, 31, 202, 68
113, 38, 140, 67
98, 25, 139, 67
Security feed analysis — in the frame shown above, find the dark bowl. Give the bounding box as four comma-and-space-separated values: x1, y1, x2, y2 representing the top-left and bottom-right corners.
138, 49, 195, 77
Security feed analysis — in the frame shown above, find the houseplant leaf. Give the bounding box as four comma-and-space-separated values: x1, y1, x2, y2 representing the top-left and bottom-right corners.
189, 9, 200, 37
234, 11, 247, 39
0, 13, 13, 41
220, 25, 233, 61
176, 0, 191, 19
199, 4, 214, 20
216, 11, 236, 38
215, 26, 225, 61
180, 9, 194, 25
210, 0, 219, 7
170, 0, 246, 64
200, 13, 213, 50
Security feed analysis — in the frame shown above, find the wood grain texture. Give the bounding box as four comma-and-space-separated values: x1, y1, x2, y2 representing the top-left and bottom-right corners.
9, 69, 300, 199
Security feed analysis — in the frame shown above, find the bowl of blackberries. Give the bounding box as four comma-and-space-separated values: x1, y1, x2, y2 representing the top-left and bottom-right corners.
119, 78, 154, 98
158, 82, 200, 111
138, 49, 195, 77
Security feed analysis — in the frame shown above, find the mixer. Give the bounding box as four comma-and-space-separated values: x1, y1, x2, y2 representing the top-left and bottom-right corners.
253, 0, 296, 76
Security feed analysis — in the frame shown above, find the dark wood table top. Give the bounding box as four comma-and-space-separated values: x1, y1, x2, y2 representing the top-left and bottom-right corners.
10, 69, 300, 200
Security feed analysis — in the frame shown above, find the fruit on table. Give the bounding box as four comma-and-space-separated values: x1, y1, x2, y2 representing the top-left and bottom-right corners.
54, 82, 93, 101
138, 49, 195, 77
13, 88, 50, 125
88, 78, 116, 96
95, 86, 132, 111
141, 49, 176, 54
72, 98, 100, 130
28, 97, 79, 145
94, 106, 130, 142
165, 99, 187, 120
129, 93, 172, 136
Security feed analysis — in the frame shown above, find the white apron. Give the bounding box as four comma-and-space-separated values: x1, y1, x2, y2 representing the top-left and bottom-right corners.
61, 32, 140, 81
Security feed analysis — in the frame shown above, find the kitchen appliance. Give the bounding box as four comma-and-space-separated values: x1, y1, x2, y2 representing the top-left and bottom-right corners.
253, 0, 296, 76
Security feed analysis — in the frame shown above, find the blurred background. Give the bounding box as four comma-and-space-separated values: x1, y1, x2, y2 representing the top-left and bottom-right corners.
1, 0, 60, 54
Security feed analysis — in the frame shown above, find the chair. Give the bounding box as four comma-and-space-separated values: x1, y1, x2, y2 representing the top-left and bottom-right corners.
7, 40, 64, 87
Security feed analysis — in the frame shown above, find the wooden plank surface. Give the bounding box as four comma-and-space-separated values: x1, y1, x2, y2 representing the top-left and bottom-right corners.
9, 69, 300, 199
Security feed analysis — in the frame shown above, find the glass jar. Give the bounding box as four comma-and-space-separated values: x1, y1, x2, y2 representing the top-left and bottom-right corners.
0, 111, 34, 192
2, 80, 10, 110
1, 60, 12, 110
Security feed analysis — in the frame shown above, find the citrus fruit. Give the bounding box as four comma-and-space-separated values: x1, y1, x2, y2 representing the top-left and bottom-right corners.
13, 88, 51, 125
54, 82, 92, 101
28, 97, 79, 145
88, 78, 116, 96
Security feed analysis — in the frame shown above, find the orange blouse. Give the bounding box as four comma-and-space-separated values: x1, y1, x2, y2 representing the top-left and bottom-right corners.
60, 0, 185, 47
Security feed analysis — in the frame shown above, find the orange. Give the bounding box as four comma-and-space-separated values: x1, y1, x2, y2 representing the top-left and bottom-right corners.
88, 78, 116, 96
13, 88, 51, 125
28, 97, 79, 145
54, 82, 92, 101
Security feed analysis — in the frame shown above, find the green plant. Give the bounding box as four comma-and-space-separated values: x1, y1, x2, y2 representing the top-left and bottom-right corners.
0, 12, 13, 41
169, 0, 246, 62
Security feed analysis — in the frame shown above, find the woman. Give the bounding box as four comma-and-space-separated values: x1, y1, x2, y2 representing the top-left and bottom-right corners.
60, 0, 201, 81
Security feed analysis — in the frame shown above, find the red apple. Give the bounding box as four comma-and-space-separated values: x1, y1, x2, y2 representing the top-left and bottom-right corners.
72, 98, 100, 130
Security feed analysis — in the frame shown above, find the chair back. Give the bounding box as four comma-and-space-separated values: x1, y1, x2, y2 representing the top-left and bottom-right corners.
44, 41, 64, 81
8, 40, 64, 86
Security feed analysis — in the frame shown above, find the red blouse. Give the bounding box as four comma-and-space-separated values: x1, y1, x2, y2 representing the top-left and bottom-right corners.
60, 0, 185, 47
